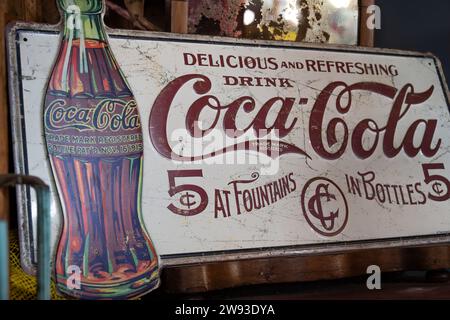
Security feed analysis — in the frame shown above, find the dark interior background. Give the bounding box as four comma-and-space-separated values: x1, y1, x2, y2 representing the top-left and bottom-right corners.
375, 0, 450, 87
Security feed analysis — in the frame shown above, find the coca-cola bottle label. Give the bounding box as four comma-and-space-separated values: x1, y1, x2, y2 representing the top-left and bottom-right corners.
44, 97, 144, 157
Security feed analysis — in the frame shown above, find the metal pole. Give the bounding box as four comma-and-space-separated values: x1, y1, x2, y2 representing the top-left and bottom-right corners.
35, 184, 51, 300
0, 218, 8, 300
0, 174, 51, 300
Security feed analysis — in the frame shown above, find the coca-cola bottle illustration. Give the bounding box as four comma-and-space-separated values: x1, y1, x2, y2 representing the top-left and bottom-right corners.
43, 0, 160, 299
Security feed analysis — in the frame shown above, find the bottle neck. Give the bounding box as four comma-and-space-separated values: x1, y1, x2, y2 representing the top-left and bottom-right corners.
62, 13, 107, 42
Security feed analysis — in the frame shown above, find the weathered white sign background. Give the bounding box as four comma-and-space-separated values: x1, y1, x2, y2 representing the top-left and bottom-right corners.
9, 25, 450, 273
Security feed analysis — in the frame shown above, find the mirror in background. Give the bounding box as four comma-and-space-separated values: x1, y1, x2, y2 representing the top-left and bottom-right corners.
188, 0, 359, 45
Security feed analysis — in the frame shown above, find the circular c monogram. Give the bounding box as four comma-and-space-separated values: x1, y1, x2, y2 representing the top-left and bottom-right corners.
301, 177, 348, 237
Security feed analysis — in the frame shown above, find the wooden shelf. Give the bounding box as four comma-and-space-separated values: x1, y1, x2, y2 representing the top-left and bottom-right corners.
160, 244, 450, 294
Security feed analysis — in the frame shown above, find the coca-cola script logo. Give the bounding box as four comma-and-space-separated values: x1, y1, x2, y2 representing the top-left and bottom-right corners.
148, 74, 440, 162
44, 99, 141, 132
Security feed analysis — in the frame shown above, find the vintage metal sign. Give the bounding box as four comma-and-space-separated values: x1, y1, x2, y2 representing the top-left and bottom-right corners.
7, 22, 450, 274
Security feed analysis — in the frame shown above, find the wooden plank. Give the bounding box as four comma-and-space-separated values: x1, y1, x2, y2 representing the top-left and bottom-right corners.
0, 0, 45, 221
41, 2, 60, 25
0, 0, 9, 298
5, 1, 23, 20
24, 0, 42, 22
165, 0, 172, 31
0, 1, 11, 221
161, 244, 450, 293
171, 0, 188, 34
359, 0, 376, 47
177, 272, 450, 299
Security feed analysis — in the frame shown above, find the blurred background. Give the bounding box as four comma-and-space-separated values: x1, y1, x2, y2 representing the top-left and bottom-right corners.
375, 0, 450, 84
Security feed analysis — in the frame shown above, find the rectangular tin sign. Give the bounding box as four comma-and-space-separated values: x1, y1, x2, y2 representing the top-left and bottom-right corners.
7, 22, 450, 273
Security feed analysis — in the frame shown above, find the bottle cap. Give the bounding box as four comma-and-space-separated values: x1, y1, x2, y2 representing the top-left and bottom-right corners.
57, 0, 104, 15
